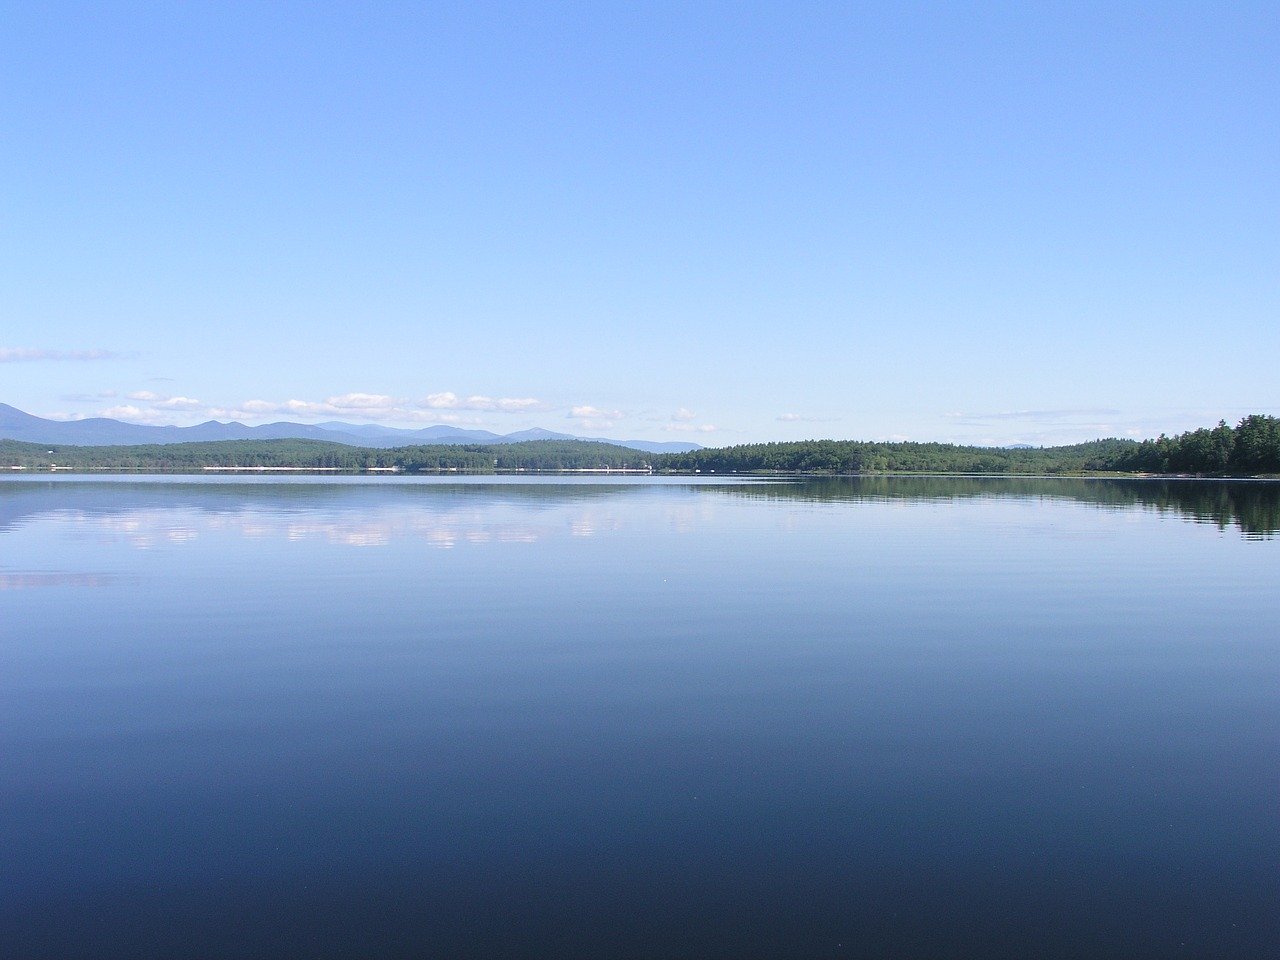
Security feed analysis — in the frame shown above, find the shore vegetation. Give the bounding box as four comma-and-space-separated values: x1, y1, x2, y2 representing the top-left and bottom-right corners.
3, 415, 1278, 477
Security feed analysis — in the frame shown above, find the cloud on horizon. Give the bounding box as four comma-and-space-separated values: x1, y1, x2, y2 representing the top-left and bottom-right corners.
215, 395, 470, 424
1, 348, 130, 363
942, 407, 1122, 425
777, 413, 840, 423
566, 405, 626, 431
422, 392, 543, 412
569, 405, 624, 420
87, 389, 550, 428
127, 391, 202, 410
47, 387, 735, 439
98, 405, 152, 422
661, 422, 718, 433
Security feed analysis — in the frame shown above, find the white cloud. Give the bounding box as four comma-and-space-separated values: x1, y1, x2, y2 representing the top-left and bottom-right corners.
203, 396, 502, 426
422, 411, 490, 425
569, 405, 624, 420
566, 405, 625, 431
662, 422, 719, 434
421, 392, 542, 412
325, 393, 400, 410
942, 408, 1121, 424
119, 390, 202, 411
421, 392, 462, 409
155, 396, 202, 410
236, 399, 282, 414
491, 397, 542, 411
99, 405, 151, 421
935, 408, 1160, 445
1, 348, 126, 362
777, 413, 839, 423
671, 407, 696, 422
85, 388, 543, 429
227, 397, 403, 418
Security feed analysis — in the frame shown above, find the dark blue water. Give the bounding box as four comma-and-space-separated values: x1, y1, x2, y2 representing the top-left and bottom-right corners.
2, 477, 1277, 959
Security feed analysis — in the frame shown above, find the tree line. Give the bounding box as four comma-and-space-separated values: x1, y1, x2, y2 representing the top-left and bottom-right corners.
658, 415, 1280, 475
0, 438, 651, 472
1110, 415, 1280, 474
3, 414, 1278, 476
655, 438, 1139, 474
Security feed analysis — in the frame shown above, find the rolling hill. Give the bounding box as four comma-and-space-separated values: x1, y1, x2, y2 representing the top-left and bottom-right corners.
0, 404, 701, 453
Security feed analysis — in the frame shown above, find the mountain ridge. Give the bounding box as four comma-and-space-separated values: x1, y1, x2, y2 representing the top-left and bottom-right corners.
0, 403, 702, 454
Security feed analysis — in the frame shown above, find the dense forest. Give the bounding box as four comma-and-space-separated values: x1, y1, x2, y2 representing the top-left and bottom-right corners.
656, 438, 1140, 474
0, 438, 652, 472
2, 414, 1278, 476
1110, 415, 1280, 475
660, 415, 1280, 475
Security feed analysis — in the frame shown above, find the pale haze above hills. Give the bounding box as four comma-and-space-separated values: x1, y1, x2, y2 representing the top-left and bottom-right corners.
0, 404, 701, 454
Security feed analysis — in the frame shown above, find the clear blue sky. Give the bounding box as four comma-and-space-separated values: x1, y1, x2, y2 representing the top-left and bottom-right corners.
3, 1, 1276, 445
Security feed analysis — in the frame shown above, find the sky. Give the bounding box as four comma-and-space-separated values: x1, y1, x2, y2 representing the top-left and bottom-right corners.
2, 1, 1277, 446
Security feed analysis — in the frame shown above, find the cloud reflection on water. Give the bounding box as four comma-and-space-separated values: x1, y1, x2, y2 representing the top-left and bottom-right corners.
0, 571, 121, 589
24, 500, 651, 550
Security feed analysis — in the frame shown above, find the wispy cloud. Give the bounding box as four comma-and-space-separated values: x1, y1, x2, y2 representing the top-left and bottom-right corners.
569, 405, 624, 421
88, 390, 716, 435
99, 404, 154, 422
94, 389, 547, 427
656, 408, 719, 432
566, 405, 626, 430
117, 391, 203, 411
937, 408, 1133, 445
155, 396, 202, 410
942, 408, 1121, 425
421, 392, 543, 412
216, 395, 412, 420
208, 402, 490, 426
777, 413, 840, 423
221, 392, 544, 422
661, 422, 719, 434
327, 393, 401, 410
928, 408, 1245, 446
1, 348, 130, 363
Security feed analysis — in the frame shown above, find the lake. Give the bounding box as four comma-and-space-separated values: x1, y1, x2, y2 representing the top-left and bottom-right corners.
2, 476, 1277, 959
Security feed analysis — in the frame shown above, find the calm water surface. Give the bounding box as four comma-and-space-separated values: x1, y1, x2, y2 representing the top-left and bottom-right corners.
2, 476, 1277, 959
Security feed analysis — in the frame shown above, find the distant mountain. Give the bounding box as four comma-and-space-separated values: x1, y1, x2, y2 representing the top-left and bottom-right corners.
494, 425, 702, 453
311, 421, 407, 438
0, 405, 372, 446
587, 437, 707, 454
309, 421, 506, 443
0, 403, 703, 453
503, 427, 575, 442
409, 426, 506, 443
